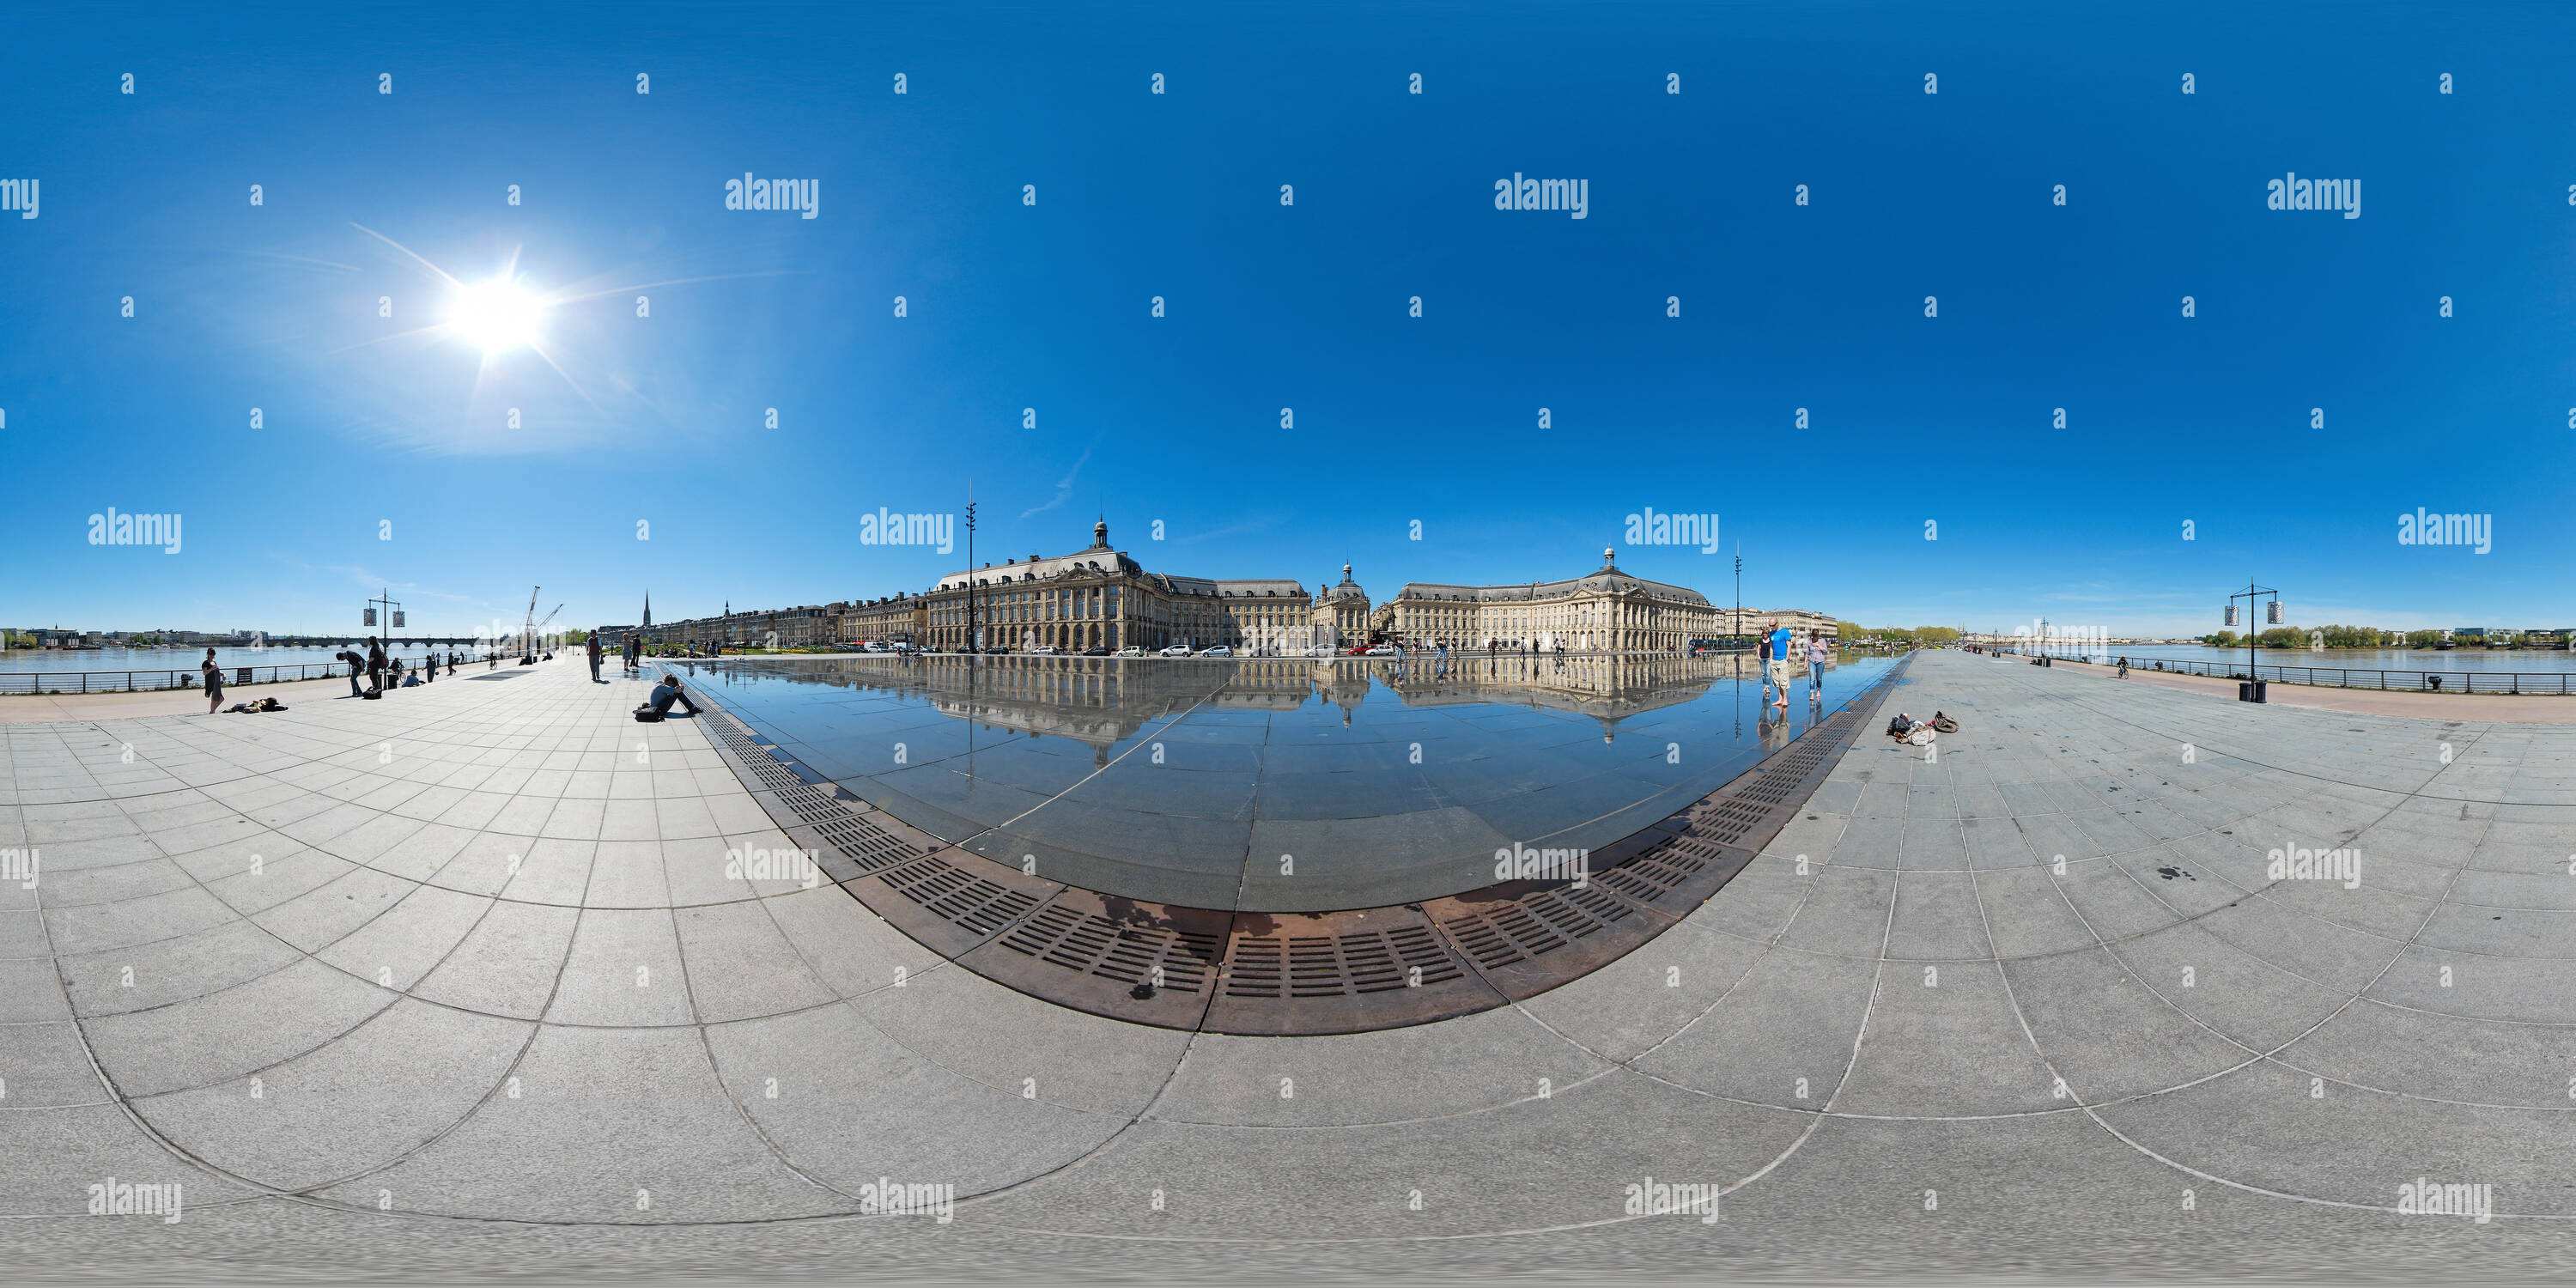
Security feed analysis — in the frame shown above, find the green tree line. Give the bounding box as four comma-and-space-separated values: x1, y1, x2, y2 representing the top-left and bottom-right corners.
1836, 623, 1961, 645
2202, 626, 2533, 649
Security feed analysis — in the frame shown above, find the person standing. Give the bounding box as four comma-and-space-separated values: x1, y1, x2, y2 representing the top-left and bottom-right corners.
1807, 629, 1831, 702
202, 648, 224, 714
365, 637, 386, 695
338, 648, 364, 697
587, 634, 605, 683
1765, 619, 1795, 711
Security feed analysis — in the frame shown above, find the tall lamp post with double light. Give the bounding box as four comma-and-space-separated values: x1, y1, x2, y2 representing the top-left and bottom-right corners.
2226, 581, 2281, 703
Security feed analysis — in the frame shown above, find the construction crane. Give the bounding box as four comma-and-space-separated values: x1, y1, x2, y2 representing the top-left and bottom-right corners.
532, 603, 563, 652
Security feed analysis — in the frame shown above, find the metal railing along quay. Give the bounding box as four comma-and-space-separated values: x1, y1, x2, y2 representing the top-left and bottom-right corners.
2004, 650, 2576, 696
1, 652, 507, 696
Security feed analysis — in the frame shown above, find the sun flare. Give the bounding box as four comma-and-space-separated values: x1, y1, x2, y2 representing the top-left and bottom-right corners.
449, 277, 544, 353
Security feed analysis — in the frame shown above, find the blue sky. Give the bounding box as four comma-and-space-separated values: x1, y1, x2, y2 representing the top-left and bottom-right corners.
4, 2, 2572, 639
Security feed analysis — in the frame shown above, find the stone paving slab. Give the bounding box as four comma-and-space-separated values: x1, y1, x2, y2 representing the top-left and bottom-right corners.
4, 650, 2575, 1279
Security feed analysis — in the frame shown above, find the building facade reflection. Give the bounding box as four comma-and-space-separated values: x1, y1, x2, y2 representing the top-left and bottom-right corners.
704, 650, 1800, 756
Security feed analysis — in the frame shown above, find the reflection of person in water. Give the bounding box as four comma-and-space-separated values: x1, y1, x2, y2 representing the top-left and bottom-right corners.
1757, 696, 1791, 756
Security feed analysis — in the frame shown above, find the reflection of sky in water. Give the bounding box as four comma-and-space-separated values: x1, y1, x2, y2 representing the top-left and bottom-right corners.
688, 653, 1899, 913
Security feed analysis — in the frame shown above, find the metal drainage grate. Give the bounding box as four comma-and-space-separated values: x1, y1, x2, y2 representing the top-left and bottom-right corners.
1224, 924, 1462, 998
1692, 796, 1778, 846
1594, 839, 1713, 904
777, 783, 848, 823
810, 813, 920, 875
998, 904, 1222, 993
880, 855, 1042, 937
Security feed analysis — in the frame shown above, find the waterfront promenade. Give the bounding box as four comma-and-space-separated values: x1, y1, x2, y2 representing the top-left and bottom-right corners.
5, 652, 2572, 1279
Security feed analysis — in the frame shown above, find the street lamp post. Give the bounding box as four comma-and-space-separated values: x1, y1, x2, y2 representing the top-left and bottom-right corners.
2227, 580, 2280, 702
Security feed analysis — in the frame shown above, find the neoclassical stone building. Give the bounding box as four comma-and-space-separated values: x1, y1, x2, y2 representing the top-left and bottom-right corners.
1388, 548, 1717, 653
1310, 563, 1371, 649
841, 592, 929, 646
921, 520, 1312, 653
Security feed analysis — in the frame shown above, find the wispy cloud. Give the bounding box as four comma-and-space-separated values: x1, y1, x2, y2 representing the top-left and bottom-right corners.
1171, 517, 1272, 546
1020, 446, 1094, 519
271, 553, 485, 605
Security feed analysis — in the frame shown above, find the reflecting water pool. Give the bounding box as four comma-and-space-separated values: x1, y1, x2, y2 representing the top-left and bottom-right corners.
685, 652, 1899, 912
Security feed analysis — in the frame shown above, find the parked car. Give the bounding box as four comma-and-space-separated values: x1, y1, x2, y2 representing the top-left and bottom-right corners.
1364, 644, 1398, 656
1159, 644, 1194, 657
1115, 646, 1145, 656
1030, 645, 1060, 655
1080, 647, 1110, 656
1199, 645, 1234, 657
1344, 645, 1373, 656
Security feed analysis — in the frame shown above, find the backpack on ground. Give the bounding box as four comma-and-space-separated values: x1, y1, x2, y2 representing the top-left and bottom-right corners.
633, 706, 665, 723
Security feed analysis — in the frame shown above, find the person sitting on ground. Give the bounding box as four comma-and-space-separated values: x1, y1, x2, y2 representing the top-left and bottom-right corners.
643, 672, 702, 718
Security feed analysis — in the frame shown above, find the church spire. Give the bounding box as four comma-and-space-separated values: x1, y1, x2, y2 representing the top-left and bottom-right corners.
642, 590, 652, 628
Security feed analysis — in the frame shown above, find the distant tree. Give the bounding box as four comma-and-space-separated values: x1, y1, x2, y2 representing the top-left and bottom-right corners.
2403, 629, 2444, 649
2205, 631, 2240, 648
1913, 626, 1961, 644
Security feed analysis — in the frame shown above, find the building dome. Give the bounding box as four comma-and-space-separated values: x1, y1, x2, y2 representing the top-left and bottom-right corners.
1322, 562, 1368, 602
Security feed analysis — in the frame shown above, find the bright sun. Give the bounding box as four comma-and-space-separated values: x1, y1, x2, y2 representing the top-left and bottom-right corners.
450, 277, 543, 353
